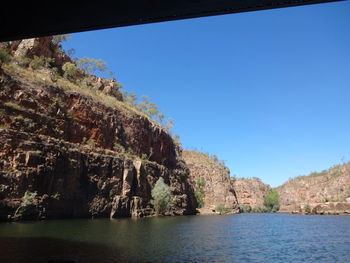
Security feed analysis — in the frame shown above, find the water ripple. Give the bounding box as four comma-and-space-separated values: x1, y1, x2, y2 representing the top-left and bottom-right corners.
0, 214, 350, 262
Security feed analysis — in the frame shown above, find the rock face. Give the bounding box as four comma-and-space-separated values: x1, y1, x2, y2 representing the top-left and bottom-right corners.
0, 38, 197, 221
0, 56, 177, 168
277, 163, 350, 214
12, 37, 72, 69
233, 178, 271, 208
182, 151, 239, 214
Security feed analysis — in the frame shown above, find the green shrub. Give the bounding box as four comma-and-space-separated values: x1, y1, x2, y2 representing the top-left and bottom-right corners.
29, 56, 55, 70
51, 192, 60, 200
51, 67, 60, 77
81, 137, 96, 147
86, 139, 96, 147
62, 62, 79, 81
21, 190, 37, 206
29, 56, 44, 69
19, 57, 31, 67
0, 184, 5, 192
13, 190, 37, 218
113, 141, 124, 152
239, 204, 252, 213
304, 203, 311, 213
251, 206, 269, 213
4, 101, 25, 111
109, 190, 114, 199
195, 178, 205, 208
151, 177, 173, 215
125, 148, 134, 156
264, 191, 280, 212
215, 204, 230, 214
0, 48, 11, 67
141, 153, 148, 160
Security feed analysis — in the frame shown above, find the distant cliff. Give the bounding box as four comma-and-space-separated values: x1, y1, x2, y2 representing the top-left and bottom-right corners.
277, 162, 350, 215
233, 178, 272, 210
0, 37, 197, 221
183, 151, 239, 214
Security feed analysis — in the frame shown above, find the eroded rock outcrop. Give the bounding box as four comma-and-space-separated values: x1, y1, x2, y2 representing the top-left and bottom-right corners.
233, 178, 271, 209
183, 151, 239, 214
12, 37, 72, 69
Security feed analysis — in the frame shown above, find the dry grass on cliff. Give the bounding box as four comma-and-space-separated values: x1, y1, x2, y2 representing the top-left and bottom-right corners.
282, 162, 350, 187
2, 63, 163, 129
182, 150, 228, 171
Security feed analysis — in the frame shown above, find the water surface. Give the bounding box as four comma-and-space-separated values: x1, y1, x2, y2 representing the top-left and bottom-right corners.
1, 213, 349, 263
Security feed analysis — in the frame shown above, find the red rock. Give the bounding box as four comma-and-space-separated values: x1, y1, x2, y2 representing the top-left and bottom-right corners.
183, 151, 239, 214
233, 178, 271, 208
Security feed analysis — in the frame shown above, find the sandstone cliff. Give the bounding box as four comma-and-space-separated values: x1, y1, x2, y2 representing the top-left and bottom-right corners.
277, 162, 350, 215
182, 150, 239, 214
0, 37, 197, 221
233, 178, 271, 209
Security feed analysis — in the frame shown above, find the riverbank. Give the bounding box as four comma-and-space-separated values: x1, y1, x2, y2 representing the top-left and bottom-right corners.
278, 201, 350, 215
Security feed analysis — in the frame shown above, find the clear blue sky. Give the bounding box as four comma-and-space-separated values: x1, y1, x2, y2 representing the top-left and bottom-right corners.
62, 1, 350, 187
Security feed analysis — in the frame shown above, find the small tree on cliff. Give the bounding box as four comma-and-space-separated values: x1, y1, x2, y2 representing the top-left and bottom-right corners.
52, 34, 72, 44
151, 177, 173, 215
62, 62, 79, 81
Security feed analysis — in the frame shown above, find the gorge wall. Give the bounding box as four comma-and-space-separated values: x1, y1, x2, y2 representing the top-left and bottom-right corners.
233, 178, 271, 209
1, 37, 349, 220
183, 150, 239, 214
0, 37, 197, 221
277, 162, 350, 215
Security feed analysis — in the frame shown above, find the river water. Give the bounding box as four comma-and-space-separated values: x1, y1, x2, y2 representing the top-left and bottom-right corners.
0, 213, 349, 263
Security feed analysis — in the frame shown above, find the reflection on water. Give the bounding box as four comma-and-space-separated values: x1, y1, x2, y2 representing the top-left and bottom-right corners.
0, 214, 350, 263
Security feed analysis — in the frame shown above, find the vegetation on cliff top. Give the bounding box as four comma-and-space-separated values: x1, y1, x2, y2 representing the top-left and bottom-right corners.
182, 150, 228, 168
0, 35, 180, 142
280, 161, 350, 187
